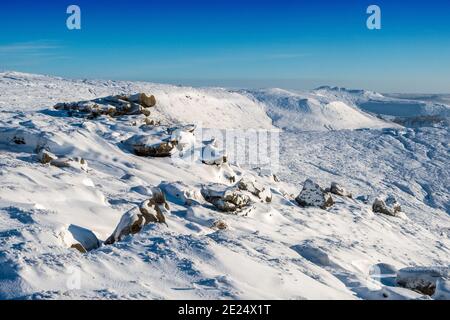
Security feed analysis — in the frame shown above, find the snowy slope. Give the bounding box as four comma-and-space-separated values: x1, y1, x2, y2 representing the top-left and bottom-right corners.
0, 71, 273, 130
242, 88, 396, 132
0, 72, 449, 300
311, 86, 450, 127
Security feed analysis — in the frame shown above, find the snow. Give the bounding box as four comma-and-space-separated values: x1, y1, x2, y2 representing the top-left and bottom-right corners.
0, 72, 449, 300
242, 88, 396, 132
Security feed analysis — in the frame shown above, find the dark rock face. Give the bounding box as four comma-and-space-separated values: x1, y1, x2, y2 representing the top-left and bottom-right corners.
295, 179, 334, 209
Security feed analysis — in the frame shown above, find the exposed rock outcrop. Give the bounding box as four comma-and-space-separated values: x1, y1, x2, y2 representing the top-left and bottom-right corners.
104, 209, 145, 245
201, 183, 251, 213
105, 187, 169, 245
237, 176, 272, 203
139, 188, 170, 226
54, 93, 156, 118
124, 134, 177, 157
123, 125, 195, 157
328, 182, 352, 198
295, 179, 334, 209
372, 195, 402, 217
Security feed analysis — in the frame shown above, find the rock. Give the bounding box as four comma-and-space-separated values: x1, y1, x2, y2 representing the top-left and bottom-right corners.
60, 224, 101, 253
237, 176, 272, 203
396, 267, 450, 296
159, 181, 202, 206
128, 93, 156, 108
211, 220, 228, 230
104, 209, 145, 245
71, 243, 88, 253
139, 187, 170, 226
37, 148, 57, 164
201, 183, 251, 213
201, 139, 227, 165
372, 195, 402, 217
105, 187, 171, 245
329, 182, 352, 198
124, 125, 196, 158
54, 93, 156, 118
295, 179, 334, 209
124, 134, 177, 157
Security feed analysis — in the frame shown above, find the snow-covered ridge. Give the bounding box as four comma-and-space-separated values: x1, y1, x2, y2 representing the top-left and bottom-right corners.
0, 72, 399, 132
311, 84, 450, 127
241, 88, 396, 132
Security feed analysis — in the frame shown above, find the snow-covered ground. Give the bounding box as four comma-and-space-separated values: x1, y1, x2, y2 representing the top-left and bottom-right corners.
0, 72, 449, 300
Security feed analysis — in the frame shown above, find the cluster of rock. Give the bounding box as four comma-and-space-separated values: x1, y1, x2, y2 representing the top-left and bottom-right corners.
201, 183, 252, 213
292, 179, 406, 219
54, 93, 156, 118
200, 175, 272, 213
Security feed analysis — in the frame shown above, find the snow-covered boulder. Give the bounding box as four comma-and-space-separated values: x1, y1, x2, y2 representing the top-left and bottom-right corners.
372, 195, 402, 217
211, 220, 228, 230
124, 125, 196, 157
104, 208, 145, 245
60, 224, 101, 253
295, 179, 334, 209
124, 134, 177, 157
396, 267, 450, 296
105, 188, 169, 245
159, 181, 202, 206
201, 183, 251, 213
128, 93, 156, 108
139, 187, 170, 226
37, 148, 57, 164
201, 139, 227, 165
329, 182, 352, 198
237, 176, 272, 203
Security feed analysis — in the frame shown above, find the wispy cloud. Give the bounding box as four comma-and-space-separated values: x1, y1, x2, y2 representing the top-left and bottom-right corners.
0, 40, 67, 68
0, 40, 61, 54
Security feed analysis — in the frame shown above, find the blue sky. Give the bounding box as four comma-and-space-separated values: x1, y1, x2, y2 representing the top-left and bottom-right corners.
0, 0, 449, 92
